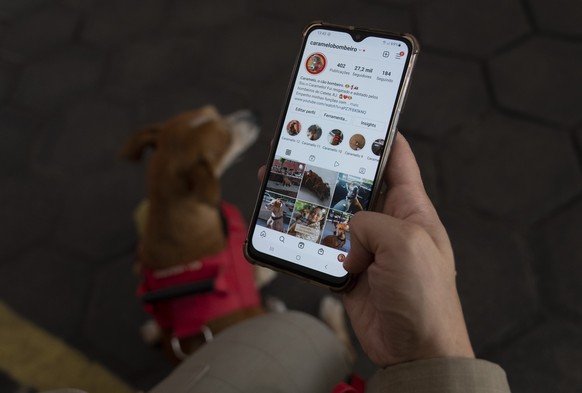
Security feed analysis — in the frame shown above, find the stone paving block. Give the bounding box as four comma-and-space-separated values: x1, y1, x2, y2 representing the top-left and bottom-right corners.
532, 199, 582, 317
105, 36, 207, 100
0, 106, 41, 176
0, 174, 63, 261
441, 210, 539, 353
490, 37, 582, 127
0, 60, 15, 102
368, 0, 431, 5
60, 0, 95, 11
53, 166, 145, 262
81, 255, 173, 389
0, 0, 49, 19
134, 84, 250, 126
256, 0, 341, 25
251, 74, 293, 142
32, 96, 134, 175
166, 0, 252, 31
399, 53, 490, 138
81, 0, 165, 47
257, 0, 412, 34
0, 5, 79, 62
490, 320, 582, 393
0, 247, 94, 339
325, 4, 411, 33
417, 0, 530, 57
14, 45, 105, 113
441, 113, 582, 225
204, 17, 298, 85
529, 0, 582, 37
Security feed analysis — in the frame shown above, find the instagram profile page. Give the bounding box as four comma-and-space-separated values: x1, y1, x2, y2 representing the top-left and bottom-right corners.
253, 29, 409, 277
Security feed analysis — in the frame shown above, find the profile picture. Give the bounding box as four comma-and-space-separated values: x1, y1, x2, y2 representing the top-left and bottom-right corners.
372, 139, 384, 156
328, 129, 344, 146
306, 124, 322, 141
306, 53, 326, 75
286, 120, 302, 136
349, 134, 366, 151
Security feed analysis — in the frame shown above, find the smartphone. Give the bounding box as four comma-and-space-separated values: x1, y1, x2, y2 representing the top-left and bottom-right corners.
244, 22, 419, 289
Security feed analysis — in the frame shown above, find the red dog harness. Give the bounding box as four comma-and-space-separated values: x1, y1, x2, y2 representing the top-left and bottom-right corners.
138, 202, 260, 339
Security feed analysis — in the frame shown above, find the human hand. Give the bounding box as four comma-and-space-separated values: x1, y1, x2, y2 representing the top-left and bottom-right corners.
343, 132, 474, 368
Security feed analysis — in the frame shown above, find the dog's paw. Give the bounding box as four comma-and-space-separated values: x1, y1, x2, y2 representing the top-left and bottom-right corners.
140, 319, 162, 345
319, 295, 357, 361
319, 295, 346, 331
264, 296, 288, 313
253, 265, 277, 289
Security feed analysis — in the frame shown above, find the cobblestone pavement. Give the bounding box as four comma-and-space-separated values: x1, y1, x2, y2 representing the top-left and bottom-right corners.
1, 0, 581, 392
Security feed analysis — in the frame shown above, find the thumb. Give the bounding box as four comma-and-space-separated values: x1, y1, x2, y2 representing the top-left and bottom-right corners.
344, 211, 403, 274
380, 133, 450, 254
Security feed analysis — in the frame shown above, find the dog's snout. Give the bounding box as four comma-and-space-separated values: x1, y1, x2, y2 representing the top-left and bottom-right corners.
228, 110, 260, 126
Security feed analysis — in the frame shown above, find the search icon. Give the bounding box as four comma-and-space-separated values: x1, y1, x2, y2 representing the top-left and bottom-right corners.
279, 236, 285, 243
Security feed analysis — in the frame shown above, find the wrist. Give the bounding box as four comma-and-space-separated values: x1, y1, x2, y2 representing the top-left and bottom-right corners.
410, 324, 475, 365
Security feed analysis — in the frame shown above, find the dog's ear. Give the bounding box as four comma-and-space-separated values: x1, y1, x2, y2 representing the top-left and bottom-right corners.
120, 126, 160, 160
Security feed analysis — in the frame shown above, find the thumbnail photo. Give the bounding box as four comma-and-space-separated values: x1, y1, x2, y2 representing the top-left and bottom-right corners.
287, 200, 328, 243
321, 210, 351, 252
330, 173, 373, 214
256, 191, 295, 233
267, 157, 305, 198
297, 165, 337, 206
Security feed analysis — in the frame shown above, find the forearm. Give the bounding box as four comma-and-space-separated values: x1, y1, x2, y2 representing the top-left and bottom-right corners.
366, 358, 511, 393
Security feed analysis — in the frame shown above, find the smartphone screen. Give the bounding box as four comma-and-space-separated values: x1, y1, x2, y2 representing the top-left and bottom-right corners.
246, 24, 418, 288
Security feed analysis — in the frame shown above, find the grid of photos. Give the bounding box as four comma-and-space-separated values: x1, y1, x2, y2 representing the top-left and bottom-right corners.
257, 156, 374, 253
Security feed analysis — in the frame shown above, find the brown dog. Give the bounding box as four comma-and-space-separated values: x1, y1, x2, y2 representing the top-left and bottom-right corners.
281, 175, 293, 187
122, 106, 276, 361
322, 222, 349, 249
301, 170, 331, 201
266, 198, 286, 232
122, 106, 260, 268
344, 183, 363, 213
